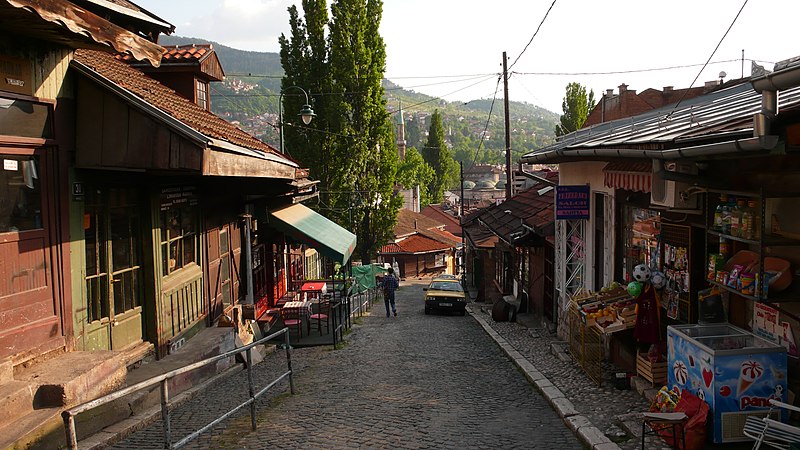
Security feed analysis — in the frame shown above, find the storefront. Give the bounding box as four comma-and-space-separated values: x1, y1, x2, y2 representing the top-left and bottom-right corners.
522, 58, 800, 444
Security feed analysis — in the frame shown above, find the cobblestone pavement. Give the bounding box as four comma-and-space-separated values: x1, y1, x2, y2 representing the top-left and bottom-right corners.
472, 304, 652, 450
112, 279, 584, 449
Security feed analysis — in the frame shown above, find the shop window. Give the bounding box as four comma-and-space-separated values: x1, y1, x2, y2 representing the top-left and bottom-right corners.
0, 98, 53, 139
435, 253, 445, 267
159, 187, 199, 276
84, 187, 142, 322
624, 206, 660, 282
0, 155, 41, 233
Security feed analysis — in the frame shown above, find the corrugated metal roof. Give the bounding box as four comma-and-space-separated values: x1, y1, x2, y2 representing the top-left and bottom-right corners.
522, 80, 800, 163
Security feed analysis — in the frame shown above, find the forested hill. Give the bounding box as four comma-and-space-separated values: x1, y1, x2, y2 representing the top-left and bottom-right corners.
158, 35, 560, 163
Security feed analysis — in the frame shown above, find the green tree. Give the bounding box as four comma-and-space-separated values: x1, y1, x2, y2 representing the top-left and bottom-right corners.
421, 110, 457, 203
280, 0, 401, 264
396, 147, 434, 207
555, 82, 595, 136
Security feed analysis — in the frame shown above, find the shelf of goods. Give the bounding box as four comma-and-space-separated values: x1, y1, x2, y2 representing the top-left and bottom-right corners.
705, 188, 800, 304
573, 285, 637, 335
660, 223, 698, 324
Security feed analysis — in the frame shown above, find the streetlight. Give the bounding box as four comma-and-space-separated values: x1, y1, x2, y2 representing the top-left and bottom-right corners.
279, 86, 316, 154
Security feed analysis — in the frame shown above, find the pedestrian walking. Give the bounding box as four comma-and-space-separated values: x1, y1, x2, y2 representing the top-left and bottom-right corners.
382, 267, 399, 317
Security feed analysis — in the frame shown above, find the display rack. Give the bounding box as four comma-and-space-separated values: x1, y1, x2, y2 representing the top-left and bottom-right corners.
660, 223, 699, 323
704, 188, 800, 305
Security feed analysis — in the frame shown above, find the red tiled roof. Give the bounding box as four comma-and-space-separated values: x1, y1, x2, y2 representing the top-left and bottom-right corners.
421, 204, 461, 236
73, 49, 282, 156
380, 234, 452, 254
395, 208, 446, 237
118, 44, 213, 63
423, 227, 461, 247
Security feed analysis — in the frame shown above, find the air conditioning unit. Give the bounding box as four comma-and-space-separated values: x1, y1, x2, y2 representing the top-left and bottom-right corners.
650, 161, 700, 210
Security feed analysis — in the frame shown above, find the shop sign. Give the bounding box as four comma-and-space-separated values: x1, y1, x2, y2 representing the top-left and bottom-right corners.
753, 302, 780, 343
556, 185, 590, 220
0, 55, 32, 96
160, 186, 198, 211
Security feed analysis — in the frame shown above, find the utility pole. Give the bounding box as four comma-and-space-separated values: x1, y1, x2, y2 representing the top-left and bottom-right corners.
502, 51, 512, 201
460, 161, 465, 284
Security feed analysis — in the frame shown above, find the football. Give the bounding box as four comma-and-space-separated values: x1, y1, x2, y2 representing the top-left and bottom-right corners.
632, 264, 652, 283
651, 271, 667, 289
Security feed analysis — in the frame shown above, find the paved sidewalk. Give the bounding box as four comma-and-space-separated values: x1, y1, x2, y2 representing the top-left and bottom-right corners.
465, 298, 664, 450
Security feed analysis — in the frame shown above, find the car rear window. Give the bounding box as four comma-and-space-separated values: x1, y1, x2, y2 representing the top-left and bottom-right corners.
429, 281, 461, 291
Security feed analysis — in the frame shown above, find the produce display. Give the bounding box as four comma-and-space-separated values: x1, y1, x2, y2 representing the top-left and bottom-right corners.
573, 282, 637, 333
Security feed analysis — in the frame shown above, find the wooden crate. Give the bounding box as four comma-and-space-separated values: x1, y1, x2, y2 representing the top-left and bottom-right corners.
637, 352, 667, 385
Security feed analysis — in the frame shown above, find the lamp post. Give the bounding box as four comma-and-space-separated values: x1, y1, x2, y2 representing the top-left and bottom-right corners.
279, 86, 316, 154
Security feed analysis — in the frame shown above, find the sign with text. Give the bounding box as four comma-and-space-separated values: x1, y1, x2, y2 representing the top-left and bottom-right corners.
556, 185, 590, 220
753, 302, 780, 343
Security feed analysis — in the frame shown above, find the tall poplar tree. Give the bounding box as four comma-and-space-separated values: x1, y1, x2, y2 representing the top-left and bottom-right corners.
555, 82, 595, 136
280, 0, 401, 264
422, 110, 455, 203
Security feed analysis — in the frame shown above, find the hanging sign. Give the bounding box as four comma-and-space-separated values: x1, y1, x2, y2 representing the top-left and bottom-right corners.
556, 185, 590, 220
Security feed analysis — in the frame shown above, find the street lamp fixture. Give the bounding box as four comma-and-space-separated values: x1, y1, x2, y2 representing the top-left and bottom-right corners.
279, 86, 316, 154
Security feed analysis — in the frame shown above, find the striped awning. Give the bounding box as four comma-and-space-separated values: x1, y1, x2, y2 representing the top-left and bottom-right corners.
603, 161, 652, 193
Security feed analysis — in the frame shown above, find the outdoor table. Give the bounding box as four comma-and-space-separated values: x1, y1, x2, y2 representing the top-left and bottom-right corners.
282, 300, 313, 334
299, 281, 327, 301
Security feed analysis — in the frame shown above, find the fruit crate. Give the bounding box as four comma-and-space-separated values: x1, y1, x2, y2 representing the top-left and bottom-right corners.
637, 352, 667, 385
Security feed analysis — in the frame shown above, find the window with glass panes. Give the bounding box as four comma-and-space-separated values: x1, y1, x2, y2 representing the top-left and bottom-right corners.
196, 80, 208, 110
159, 187, 199, 276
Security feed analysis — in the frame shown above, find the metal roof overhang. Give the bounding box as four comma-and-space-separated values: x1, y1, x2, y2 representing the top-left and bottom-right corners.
270, 203, 357, 265
1, 0, 165, 66
520, 135, 779, 164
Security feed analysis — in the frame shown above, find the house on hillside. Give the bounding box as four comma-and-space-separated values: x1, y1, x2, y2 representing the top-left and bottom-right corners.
378, 209, 460, 279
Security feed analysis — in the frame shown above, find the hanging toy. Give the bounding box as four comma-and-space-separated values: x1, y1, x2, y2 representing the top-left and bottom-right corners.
632, 263, 652, 284
651, 270, 667, 290
627, 281, 643, 297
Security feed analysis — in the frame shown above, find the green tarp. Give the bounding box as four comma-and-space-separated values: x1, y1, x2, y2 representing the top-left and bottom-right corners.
351, 264, 388, 293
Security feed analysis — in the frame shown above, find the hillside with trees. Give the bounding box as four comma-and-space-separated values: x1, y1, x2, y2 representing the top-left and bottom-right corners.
159, 35, 560, 167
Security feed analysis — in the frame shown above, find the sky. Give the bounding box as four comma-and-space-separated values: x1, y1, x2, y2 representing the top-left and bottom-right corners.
133, 0, 800, 114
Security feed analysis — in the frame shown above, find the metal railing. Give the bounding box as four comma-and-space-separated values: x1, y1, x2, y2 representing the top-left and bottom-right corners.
62, 328, 295, 449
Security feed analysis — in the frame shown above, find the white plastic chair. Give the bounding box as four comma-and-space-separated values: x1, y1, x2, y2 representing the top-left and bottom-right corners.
743, 399, 800, 450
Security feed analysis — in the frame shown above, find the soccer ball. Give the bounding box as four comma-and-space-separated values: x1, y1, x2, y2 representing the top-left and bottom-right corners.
651, 271, 667, 290
632, 264, 652, 283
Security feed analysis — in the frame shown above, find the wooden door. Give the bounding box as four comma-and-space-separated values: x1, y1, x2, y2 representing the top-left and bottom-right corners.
84, 187, 144, 351
206, 223, 241, 323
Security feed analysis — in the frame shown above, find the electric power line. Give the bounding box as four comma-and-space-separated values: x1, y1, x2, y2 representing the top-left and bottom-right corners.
467, 75, 502, 171
511, 59, 744, 76
508, 0, 558, 71
667, 0, 750, 117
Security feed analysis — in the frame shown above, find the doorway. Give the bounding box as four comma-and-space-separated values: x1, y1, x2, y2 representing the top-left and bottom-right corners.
83, 187, 144, 351
594, 193, 606, 291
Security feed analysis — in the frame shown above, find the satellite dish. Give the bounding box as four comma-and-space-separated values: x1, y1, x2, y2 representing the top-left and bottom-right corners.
719, 71, 727, 78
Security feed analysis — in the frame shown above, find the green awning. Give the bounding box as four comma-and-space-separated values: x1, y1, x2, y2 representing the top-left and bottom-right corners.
269, 203, 357, 264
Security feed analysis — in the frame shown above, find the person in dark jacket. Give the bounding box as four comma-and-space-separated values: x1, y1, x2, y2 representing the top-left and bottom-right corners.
382, 267, 400, 317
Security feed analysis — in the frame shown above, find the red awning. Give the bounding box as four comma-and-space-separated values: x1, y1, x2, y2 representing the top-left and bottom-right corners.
603, 161, 652, 193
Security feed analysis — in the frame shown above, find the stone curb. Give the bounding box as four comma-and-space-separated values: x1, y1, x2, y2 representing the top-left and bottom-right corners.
467, 305, 621, 450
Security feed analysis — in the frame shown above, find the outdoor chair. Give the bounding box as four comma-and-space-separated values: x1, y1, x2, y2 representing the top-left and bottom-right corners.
281, 307, 303, 340
743, 399, 800, 450
310, 295, 331, 335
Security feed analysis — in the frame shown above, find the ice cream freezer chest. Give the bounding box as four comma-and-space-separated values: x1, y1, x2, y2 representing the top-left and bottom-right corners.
667, 324, 788, 443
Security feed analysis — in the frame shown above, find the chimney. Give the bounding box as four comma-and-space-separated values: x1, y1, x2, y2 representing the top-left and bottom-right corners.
663, 86, 674, 93
618, 83, 628, 94
414, 219, 418, 230
605, 89, 614, 98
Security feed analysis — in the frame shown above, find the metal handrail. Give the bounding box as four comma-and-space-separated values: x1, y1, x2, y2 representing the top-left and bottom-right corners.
62, 327, 295, 449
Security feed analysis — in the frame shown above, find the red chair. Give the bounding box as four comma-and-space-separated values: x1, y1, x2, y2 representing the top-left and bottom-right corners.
281, 307, 303, 340
310, 296, 331, 335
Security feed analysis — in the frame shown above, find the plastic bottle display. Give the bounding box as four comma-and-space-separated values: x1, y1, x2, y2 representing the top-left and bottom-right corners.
721, 196, 734, 235
713, 194, 728, 231
719, 237, 729, 259
729, 199, 745, 237
740, 200, 755, 239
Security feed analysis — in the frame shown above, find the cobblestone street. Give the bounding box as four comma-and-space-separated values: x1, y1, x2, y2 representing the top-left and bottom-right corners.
112, 279, 584, 449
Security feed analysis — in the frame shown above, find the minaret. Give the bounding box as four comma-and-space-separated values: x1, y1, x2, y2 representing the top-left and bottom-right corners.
395, 101, 406, 160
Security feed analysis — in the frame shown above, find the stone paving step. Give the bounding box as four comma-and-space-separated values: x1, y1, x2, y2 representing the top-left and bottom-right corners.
0, 380, 35, 425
